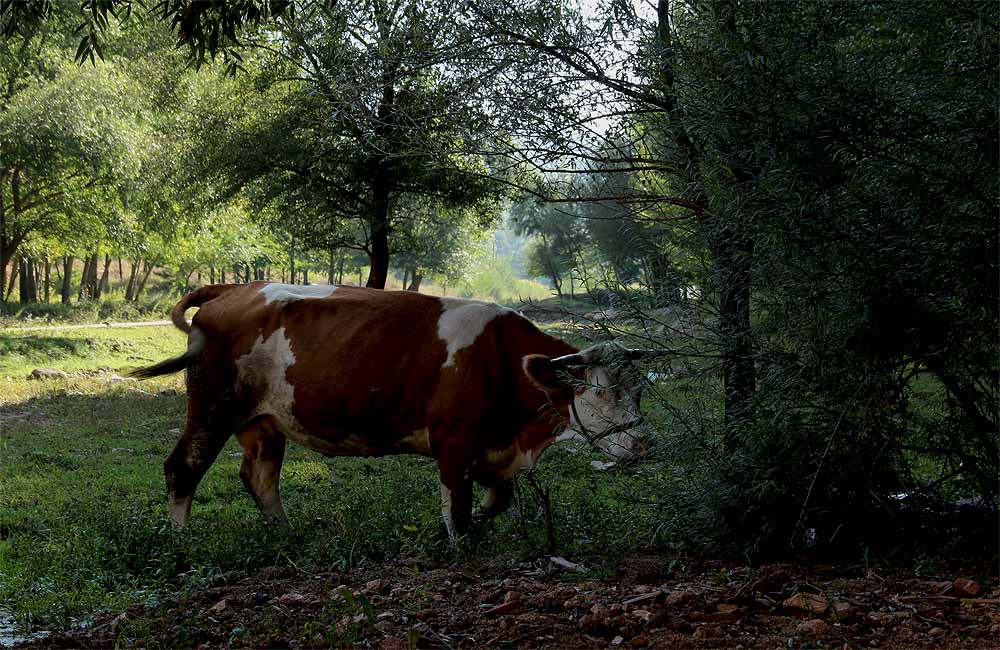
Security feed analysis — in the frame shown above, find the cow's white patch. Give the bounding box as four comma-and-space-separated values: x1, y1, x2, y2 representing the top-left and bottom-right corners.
440, 483, 456, 540
487, 443, 540, 480
259, 283, 336, 305
236, 327, 301, 431
437, 297, 510, 368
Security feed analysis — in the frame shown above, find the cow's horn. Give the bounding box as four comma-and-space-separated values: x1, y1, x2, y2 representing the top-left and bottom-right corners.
551, 352, 588, 366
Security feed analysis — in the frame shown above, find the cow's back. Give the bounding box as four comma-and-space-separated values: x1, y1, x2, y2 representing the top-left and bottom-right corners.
186, 283, 569, 456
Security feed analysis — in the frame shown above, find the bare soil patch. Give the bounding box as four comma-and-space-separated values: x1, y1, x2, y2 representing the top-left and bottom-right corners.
22, 557, 996, 649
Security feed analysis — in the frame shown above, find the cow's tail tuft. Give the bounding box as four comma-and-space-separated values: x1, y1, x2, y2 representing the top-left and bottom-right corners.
130, 284, 237, 379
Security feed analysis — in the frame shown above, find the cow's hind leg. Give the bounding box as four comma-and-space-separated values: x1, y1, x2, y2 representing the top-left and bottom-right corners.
164, 420, 229, 527
475, 480, 514, 521
236, 416, 288, 527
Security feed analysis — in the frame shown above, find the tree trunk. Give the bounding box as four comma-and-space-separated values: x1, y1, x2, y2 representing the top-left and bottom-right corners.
43, 257, 50, 302
402, 268, 409, 290
19, 256, 36, 303
221, 268, 226, 283
209, 266, 215, 284
78, 255, 92, 301
712, 228, 756, 441
117, 257, 123, 289
95, 255, 111, 300
328, 250, 336, 285
61, 256, 73, 304
337, 258, 344, 284
406, 269, 423, 292
289, 239, 296, 285
133, 259, 155, 301
366, 211, 390, 289
125, 256, 140, 301
5, 258, 18, 301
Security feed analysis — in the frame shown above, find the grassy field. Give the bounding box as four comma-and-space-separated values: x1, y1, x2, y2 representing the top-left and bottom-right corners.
0, 323, 674, 632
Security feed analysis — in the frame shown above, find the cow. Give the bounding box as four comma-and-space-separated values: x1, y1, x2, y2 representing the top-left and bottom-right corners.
131, 282, 652, 539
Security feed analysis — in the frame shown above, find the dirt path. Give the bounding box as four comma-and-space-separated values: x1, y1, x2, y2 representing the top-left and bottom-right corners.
0, 320, 173, 332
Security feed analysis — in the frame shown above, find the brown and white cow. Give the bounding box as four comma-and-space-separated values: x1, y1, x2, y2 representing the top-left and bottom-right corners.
132, 282, 651, 539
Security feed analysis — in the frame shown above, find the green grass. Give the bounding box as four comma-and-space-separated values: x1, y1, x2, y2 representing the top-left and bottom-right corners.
0, 323, 678, 631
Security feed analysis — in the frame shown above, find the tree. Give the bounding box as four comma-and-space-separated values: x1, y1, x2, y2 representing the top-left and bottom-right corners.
172, 0, 506, 289
510, 199, 588, 296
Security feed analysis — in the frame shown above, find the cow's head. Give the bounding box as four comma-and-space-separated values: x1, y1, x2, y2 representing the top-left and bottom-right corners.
523, 342, 655, 461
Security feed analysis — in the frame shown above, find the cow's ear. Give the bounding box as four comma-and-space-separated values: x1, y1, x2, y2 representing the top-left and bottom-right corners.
522, 354, 570, 392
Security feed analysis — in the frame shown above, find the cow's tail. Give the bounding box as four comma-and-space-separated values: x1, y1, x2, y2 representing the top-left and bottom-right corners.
130, 284, 237, 379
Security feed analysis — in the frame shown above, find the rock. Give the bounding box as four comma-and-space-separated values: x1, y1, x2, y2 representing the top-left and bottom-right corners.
528, 592, 561, 612
829, 600, 858, 621
717, 603, 740, 614
376, 612, 394, 621
633, 584, 653, 594
504, 590, 522, 603
380, 638, 408, 650
929, 580, 953, 594
484, 601, 520, 616
783, 592, 829, 615
108, 612, 128, 632
160, 388, 179, 396
416, 608, 436, 620
209, 599, 227, 613
277, 592, 308, 606
108, 374, 136, 382
692, 626, 720, 639
549, 556, 586, 573
664, 590, 695, 607
365, 579, 388, 594
953, 577, 981, 597
250, 592, 270, 606
590, 604, 612, 620
929, 627, 946, 638
796, 619, 830, 635
632, 609, 653, 624
611, 635, 624, 645
29, 368, 67, 380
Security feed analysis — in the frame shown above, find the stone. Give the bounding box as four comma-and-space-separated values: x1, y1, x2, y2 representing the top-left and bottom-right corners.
108, 613, 128, 632
416, 608, 436, 620
209, 599, 227, 613
484, 601, 519, 616
717, 603, 740, 614
29, 368, 67, 380
611, 636, 624, 645
953, 578, 981, 597
504, 590, 522, 603
365, 579, 388, 594
783, 592, 828, 615
928, 627, 946, 638
664, 590, 695, 607
692, 626, 720, 639
796, 619, 830, 635
632, 609, 653, 624
549, 556, 586, 573
829, 601, 858, 621
277, 593, 307, 606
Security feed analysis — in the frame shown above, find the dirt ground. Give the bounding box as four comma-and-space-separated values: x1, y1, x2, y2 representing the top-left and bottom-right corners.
22, 556, 997, 649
